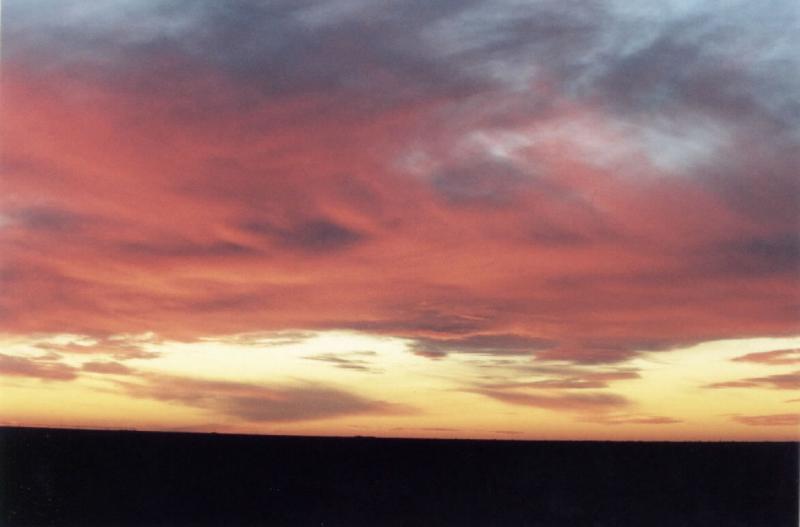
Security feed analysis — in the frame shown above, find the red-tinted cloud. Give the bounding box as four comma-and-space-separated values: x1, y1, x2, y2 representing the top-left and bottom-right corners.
1, 0, 798, 371
303, 351, 382, 373
114, 374, 414, 423
732, 349, 800, 366
482, 370, 640, 390
0, 353, 78, 381
81, 361, 134, 375
732, 414, 800, 427
706, 371, 800, 391
474, 390, 629, 412
580, 415, 682, 426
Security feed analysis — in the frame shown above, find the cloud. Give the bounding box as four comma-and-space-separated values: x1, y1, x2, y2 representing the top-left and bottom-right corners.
115, 374, 412, 423
731, 414, 800, 427
429, 158, 532, 207
5, 206, 88, 233
391, 426, 461, 434
411, 334, 556, 358
533, 346, 640, 365
468, 361, 634, 415
81, 361, 134, 375
474, 389, 629, 412
241, 218, 366, 253
580, 414, 682, 426
35, 338, 160, 361
303, 351, 381, 373
706, 371, 800, 390
0, 353, 78, 381
1, 0, 798, 372
732, 349, 800, 366
713, 235, 800, 277
218, 332, 318, 347
483, 370, 640, 390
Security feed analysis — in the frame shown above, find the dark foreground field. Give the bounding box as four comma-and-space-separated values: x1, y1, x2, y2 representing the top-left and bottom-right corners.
0, 427, 796, 526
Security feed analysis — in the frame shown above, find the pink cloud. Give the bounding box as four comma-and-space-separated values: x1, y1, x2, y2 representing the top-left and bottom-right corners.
474, 390, 629, 412
732, 414, 800, 427
580, 415, 682, 426
1, 0, 797, 373
0, 353, 78, 381
732, 349, 800, 366
113, 374, 414, 423
706, 371, 800, 390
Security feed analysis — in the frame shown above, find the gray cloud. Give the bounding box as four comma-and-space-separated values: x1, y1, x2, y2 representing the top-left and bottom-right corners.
534, 345, 640, 365
411, 334, 556, 358
81, 361, 134, 375
221, 332, 318, 347
242, 218, 366, 253
430, 158, 531, 207
117, 240, 260, 259
11, 1, 794, 114
303, 351, 381, 373
474, 389, 629, 411
116, 374, 412, 423
3, 0, 798, 368
483, 370, 640, 391
731, 413, 800, 427
580, 414, 682, 426
732, 348, 800, 366
707, 371, 800, 390
35, 338, 161, 361
8, 206, 87, 233
0, 353, 78, 381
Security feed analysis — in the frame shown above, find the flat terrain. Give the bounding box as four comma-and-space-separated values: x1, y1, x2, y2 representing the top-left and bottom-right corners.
1, 427, 796, 526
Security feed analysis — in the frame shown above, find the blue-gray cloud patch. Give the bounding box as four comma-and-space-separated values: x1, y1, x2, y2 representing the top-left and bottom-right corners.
242, 218, 366, 253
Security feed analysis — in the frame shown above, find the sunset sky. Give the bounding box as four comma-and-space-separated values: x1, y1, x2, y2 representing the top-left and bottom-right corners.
1, 0, 798, 440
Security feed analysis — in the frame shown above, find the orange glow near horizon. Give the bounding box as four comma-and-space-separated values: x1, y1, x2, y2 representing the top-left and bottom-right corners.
1, 332, 798, 440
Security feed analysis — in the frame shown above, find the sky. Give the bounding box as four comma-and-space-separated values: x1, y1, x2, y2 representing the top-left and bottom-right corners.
1, 0, 798, 440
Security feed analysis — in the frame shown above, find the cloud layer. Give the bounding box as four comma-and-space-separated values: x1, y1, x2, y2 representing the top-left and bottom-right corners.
115, 374, 411, 423
2, 1, 798, 371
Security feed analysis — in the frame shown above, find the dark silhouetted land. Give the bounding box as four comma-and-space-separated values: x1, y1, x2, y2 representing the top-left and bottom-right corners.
1, 426, 796, 526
